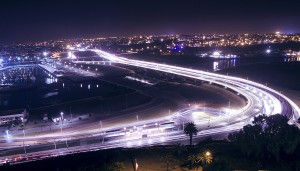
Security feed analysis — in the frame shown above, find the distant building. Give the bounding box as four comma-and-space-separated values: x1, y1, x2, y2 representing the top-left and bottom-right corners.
198, 51, 238, 58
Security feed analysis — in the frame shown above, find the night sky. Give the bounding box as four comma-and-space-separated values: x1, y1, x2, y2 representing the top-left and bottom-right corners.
1, 0, 300, 44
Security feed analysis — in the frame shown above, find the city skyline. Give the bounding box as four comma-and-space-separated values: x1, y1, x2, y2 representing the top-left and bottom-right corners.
1, 0, 300, 43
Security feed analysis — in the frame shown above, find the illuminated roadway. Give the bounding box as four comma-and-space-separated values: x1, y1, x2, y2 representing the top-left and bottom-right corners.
0, 49, 299, 164
90, 49, 300, 122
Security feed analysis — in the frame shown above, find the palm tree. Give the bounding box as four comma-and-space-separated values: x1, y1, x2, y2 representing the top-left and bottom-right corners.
187, 154, 197, 169
197, 151, 213, 168
184, 122, 198, 145
187, 151, 213, 171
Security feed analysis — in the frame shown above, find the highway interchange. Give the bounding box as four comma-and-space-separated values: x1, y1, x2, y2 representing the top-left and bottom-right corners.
0, 49, 299, 165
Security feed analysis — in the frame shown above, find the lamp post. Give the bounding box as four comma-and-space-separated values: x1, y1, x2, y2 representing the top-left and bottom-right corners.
53, 139, 56, 149
6, 130, 9, 137
60, 112, 64, 123
23, 141, 26, 154
20, 117, 26, 136
22, 128, 25, 137
124, 127, 127, 141
65, 138, 69, 148
99, 121, 104, 143
21, 117, 26, 153
60, 112, 64, 133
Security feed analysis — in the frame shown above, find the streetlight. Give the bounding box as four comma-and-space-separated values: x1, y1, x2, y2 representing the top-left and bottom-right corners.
23, 141, 26, 154
22, 127, 26, 137
60, 112, 64, 122
64, 138, 69, 148
53, 139, 57, 150
60, 112, 64, 133
124, 127, 127, 141
99, 121, 104, 144
20, 117, 27, 154
21, 117, 26, 137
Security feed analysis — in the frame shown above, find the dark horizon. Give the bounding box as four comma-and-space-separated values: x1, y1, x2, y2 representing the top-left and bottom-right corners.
1, 0, 300, 44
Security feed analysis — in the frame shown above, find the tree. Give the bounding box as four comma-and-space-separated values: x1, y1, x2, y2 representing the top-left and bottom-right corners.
197, 151, 213, 168
187, 153, 198, 169
187, 151, 213, 171
228, 114, 300, 162
184, 122, 198, 145
172, 143, 187, 161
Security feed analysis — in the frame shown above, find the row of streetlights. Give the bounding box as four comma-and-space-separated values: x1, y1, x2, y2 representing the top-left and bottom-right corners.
13, 108, 169, 153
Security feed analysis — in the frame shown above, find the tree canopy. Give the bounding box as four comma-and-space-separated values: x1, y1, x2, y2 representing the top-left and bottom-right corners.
228, 114, 300, 161
184, 122, 199, 145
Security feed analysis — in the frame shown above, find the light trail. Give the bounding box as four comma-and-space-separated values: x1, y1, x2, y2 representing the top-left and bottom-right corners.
1, 49, 299, 165
91, 49, 299, 119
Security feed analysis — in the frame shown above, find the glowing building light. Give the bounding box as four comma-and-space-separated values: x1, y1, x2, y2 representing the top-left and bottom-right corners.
213, 51, 221, 56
